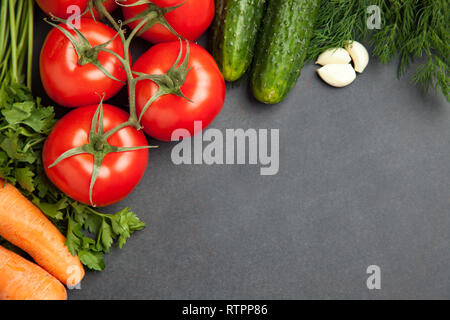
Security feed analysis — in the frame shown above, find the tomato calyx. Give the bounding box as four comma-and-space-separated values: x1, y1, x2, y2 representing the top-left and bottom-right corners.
44, 15, 125, 84
48, 100, 157, 207
119, 0, 183, 38
133, 40, 193, 123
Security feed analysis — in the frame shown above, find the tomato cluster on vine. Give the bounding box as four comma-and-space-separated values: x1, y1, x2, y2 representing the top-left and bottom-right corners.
39, 0, 225, 207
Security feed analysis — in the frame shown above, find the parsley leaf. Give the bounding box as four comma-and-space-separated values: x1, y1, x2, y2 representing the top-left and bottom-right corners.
15, 167, 35, 192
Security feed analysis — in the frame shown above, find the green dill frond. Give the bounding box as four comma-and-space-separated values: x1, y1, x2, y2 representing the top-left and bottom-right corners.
307, 0, 449, 101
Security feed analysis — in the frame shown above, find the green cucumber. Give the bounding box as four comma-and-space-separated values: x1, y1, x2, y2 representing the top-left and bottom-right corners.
212, 0, 267, 82
251, 0, 319, 104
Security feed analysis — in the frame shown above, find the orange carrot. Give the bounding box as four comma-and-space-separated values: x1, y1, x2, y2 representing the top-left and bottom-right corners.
0, 245, 67, 300
0, 180, 84, 287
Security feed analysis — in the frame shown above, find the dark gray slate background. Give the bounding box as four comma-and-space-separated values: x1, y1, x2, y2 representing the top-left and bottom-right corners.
32, 8, 449, 300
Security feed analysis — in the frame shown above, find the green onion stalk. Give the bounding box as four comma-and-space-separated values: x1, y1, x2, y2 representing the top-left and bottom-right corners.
0, 0, 34, 89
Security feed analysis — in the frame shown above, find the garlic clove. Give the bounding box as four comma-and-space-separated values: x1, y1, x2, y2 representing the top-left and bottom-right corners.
345, 41, 369, 73
317, 64, 356, 87
315, 48, 352, 65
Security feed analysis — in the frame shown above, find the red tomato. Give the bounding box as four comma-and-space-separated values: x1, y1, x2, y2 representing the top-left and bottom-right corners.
132, 41, 225, 141
43, 104, 149, 207
40, 18, 126, 108
36, 0, 118, 19
122, 0, 215, 43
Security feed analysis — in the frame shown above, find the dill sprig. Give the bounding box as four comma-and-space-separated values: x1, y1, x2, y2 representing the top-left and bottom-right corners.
307, 0, 449, 101
306, 0, 372, 61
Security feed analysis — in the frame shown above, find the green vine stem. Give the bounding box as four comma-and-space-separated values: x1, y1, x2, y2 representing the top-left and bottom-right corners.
94, 0, 157, 129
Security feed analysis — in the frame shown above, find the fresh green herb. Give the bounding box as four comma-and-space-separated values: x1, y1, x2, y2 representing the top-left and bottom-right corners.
306, 0, 370, 62
307, 0, 449, 100
0, 0, 145, 271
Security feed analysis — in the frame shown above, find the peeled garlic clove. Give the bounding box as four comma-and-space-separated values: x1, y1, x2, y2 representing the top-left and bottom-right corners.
345, 41, 369, 73
317, 64, 356, 87
315, 48, 352, 65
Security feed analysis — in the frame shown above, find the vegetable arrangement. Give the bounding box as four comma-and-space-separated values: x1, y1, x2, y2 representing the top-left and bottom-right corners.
212, 0, 449, 102
0, 1, 82, 299
212, 0, 320, 103
307, 0, 448, 101
0, 0, 447, 300
1, 0, 149, 280
0, 81, 146, 272
1, 0, 226, 300
37, 0, 225, 208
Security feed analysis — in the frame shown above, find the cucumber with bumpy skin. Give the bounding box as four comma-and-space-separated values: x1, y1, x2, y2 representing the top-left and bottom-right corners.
251, 0, 319, 104
212, 0, 267, 82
